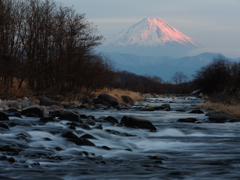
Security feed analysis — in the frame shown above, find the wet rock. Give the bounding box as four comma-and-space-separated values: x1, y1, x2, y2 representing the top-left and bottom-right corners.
227, 118, 240, 123
78, 124, 91, 130
21, 107, 43, 117
177, 118, 198, 123
82, 96, 92, 104
39, 117, 56, 123
68, 122, 91, 130
79, 104, 92, 109
101, 146, 111, 150
103, 116, 119, 124
62, 103, 71, 108
58, 110, 82, 122
0, 156, 7, 160
29, 102, 39, 106
6, 101, 20, 109
80, 114, 88, 119
9, 122, 17, 127
95, 124, 103, 129
121, 116, 157, 131
190, 109, 204, 114
155, 104, 171, 110
141, 107, 155, 111
176, 109, 186, 112
98, 94, 119, 107
7, 157, 15, 163
206, 113, 231, 123
121, 95, 134, 105
21, 100, 29, 108
105, 129, 136, 137
146, 104, 155, 108
85, 118, 96, 126
0, 123, 9, 129
93, 98, 107, 106
5, 109, 22, 118
62, 132, 95, 146
69, 103, 80, 108
55, 147, 63, 151
88, 115, 96, 120
94, 104, 108, 109
80, 134, 98, 139
39, 96, 63, 107
0, 112, 9, 121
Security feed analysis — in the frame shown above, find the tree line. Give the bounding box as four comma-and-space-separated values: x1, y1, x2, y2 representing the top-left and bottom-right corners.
0, 0, 114, 95
113, 71, 195, 94
193, 56, 240, 94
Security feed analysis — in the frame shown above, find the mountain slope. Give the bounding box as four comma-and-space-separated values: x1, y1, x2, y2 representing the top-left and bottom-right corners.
107, 18, 199, 47
104, 52, 237, 81
98, 18, 201, 57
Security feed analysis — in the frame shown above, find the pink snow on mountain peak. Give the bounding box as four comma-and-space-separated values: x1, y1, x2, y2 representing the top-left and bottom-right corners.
107, 18, 199, 47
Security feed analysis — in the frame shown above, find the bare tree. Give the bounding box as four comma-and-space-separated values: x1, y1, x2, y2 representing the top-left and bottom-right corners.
171, 71, 188, 85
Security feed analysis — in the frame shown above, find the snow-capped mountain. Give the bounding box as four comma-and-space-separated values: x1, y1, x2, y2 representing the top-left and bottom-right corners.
98, 18, 201, 58
106, 18, 199, 47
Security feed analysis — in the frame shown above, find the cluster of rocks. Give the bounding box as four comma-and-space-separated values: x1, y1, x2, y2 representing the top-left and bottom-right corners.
176, 108, 240, 124
0, 93, 162, 171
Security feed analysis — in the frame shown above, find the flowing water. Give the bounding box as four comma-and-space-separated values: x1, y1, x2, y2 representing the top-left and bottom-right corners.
0, 96, 240, 180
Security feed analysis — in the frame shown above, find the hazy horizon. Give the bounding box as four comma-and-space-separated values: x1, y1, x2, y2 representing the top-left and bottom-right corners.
56, 0, 240, 58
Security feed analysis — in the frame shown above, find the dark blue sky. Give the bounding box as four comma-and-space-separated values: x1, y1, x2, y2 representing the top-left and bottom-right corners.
56, 0, 240, 58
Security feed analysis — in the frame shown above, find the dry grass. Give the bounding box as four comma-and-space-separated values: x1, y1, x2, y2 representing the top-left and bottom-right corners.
93, 88, 141, 103
196, 100, 240, 118
0, 78, 30, 98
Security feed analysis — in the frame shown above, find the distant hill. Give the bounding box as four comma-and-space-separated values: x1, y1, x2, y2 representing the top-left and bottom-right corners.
101, 52, 239, 81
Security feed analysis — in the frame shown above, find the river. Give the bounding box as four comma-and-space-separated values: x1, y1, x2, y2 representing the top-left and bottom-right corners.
0, 96, 240, 179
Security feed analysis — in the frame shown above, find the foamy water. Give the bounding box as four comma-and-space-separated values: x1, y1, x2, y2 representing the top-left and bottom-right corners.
0, 96, 240, 179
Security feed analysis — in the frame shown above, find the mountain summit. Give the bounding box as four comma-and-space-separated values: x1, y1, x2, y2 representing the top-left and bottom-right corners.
107, 18, 199, 47
98, 18, 201, 57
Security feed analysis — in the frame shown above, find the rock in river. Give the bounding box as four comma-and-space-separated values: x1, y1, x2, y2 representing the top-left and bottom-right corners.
177, 118, 198, 123
39, 96, 63, 107
121, 116, 157, 131
62, 132, 95, 146
98, 94, 119, 107
0, 112, 9, 121
121, 95, 134, 105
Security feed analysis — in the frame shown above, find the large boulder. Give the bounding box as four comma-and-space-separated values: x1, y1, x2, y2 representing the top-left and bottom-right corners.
98, 94, 119, 107
21, 100, 30, 109
62, 132, 95, 146
93, 98, 107, 106
6, 101, 20, 109
58, 110, 82, 122
155, 104, 171, 110
121, 95, 134, 105
0, 112, 9, 121
39, 97, 63, 107
121, 116, 157, 131
206, 113, 231, 123
21, 107, 44, 117
190, 109, 204, 114
5, 109, 22, 118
